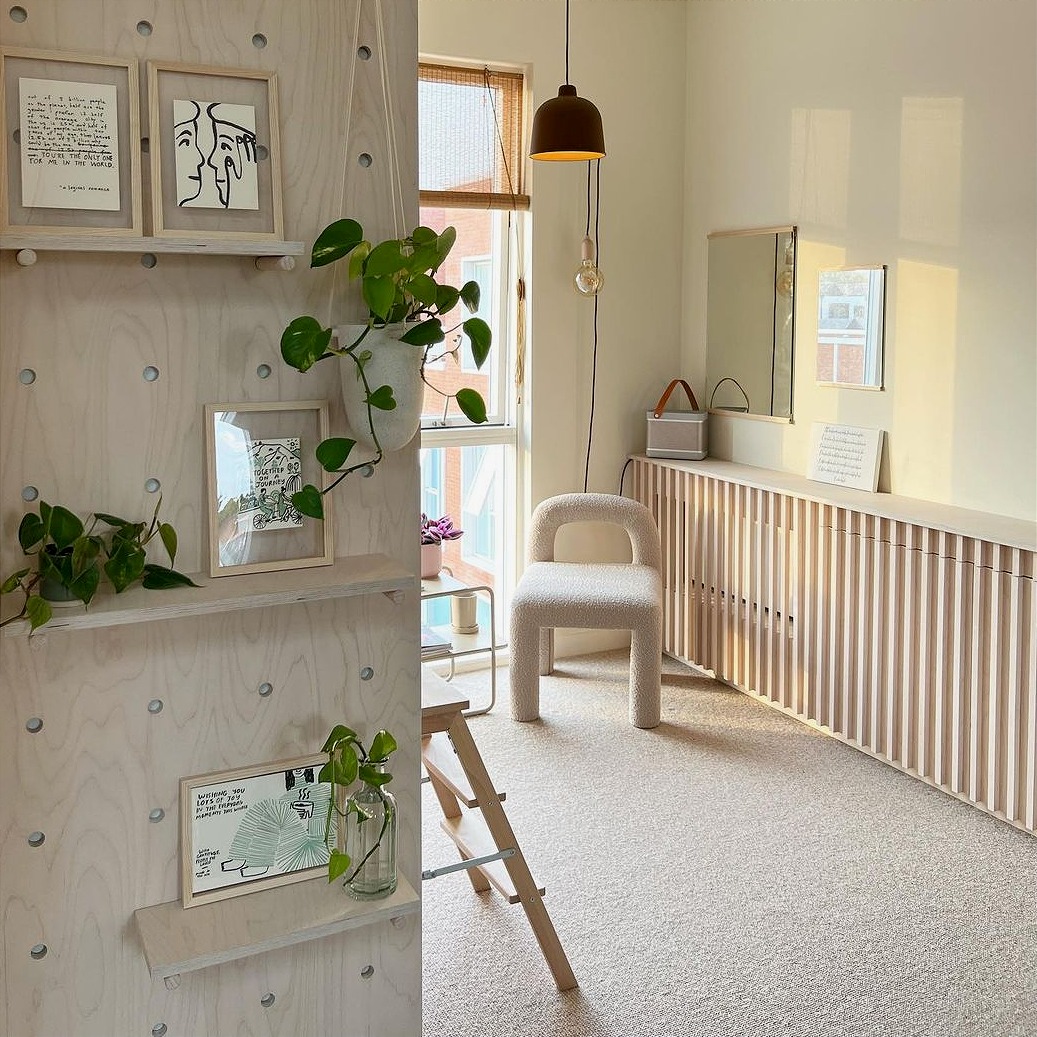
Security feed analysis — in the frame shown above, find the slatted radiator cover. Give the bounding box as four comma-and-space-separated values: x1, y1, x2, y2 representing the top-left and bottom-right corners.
632, 457, 1037, 836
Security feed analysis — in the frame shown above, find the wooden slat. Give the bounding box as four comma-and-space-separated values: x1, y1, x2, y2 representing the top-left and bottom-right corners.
638, 457, 1035, 838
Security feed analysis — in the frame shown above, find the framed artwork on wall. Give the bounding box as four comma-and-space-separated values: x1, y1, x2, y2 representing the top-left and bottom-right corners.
0, 46, 142, 234
204, 400, 333, 577
147, 61, 284, 239
180, 754, 331, 908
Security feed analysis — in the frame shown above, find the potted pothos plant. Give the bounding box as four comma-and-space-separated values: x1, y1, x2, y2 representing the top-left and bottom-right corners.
280, 219, 492, 520
320, 723, 399, 900
0, 498, 197, 631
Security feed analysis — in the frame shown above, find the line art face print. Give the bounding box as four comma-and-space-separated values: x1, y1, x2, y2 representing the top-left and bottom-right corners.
173, 99, 259, 210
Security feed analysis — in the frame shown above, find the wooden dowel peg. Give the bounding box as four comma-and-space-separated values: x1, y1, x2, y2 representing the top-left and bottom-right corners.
254, 255, 295, 271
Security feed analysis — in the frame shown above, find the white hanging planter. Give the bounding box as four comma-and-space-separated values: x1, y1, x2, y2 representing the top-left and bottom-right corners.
337, 323, 424, 453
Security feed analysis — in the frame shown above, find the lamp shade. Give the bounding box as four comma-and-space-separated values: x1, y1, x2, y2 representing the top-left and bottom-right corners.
529, 84, 605, 161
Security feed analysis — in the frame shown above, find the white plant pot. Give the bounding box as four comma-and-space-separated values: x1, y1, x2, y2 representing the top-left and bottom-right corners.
337, 324, 424, 453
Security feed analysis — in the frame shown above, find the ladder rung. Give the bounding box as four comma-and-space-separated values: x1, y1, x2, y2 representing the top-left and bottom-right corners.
422, 733, 506, 808
440, 814, 546, 905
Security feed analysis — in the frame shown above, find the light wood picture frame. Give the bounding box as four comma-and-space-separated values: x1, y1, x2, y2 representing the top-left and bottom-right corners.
180, 753, 331, 908
147, 60, 283, 239
204, 400, 333, 577
0, 46, 142, 235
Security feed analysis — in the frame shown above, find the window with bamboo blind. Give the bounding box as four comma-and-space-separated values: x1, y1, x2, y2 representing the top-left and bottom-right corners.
419, 62, 528, 210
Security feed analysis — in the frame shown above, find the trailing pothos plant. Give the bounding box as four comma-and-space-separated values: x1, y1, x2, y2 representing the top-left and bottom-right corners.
320, 723, 398, 884
0, 498, 198, 631
280, 219, 492, 520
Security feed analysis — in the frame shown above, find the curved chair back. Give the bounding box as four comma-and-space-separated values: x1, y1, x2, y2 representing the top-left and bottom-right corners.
527, 493, 661, 570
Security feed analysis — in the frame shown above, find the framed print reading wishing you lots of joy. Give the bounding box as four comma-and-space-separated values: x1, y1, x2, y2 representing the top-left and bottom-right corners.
204, 401, 333, 578
180, 753, 332, 908
147, 60, 283, 239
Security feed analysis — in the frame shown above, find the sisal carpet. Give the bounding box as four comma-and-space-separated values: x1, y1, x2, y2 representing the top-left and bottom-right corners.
420, 652, 1037, 1037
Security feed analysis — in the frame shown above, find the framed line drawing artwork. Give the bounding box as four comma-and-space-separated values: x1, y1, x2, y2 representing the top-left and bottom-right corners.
204, 400, 333, 577
0, 47, 142, 234
180, 754, 332, 908
148, 61, 283, 239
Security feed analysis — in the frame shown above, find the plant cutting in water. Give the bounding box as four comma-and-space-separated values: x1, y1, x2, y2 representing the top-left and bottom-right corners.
0, 498, 197, 631
421, 513, 464, 546
320, 724, 398, 890
280, 219, 493, 520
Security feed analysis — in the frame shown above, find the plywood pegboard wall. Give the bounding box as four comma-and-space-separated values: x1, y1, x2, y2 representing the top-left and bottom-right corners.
0, 2, 422, 1035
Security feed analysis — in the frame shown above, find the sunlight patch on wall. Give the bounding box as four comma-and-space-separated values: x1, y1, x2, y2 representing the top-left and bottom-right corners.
899, 97, 963, 247
892, 259, 959, 503
789, 109, 851, 230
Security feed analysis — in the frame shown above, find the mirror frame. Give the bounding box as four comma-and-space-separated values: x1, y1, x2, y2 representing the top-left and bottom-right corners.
815, 264, 887, 390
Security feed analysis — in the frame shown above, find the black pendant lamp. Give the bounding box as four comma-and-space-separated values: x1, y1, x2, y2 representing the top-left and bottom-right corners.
530, 0, 606, 161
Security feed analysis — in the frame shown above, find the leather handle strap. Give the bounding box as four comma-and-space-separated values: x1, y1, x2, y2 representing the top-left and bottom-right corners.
652, 378, 700, 417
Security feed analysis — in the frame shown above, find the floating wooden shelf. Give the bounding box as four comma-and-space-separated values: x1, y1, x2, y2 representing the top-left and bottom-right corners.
1, 553, 414, 635
0, 233, 306, 262
134, 874, 420, 980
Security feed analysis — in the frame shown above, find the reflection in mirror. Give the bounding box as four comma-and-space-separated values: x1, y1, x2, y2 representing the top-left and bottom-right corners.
816, 266, 886, 389
706, 227, 796, 420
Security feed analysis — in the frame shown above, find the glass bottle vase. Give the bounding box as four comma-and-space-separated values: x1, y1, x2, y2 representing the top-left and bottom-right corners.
343, 765, 398, 900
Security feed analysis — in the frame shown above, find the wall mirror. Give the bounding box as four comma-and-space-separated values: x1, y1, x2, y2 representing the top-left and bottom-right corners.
705, 226, 796, 421
816, 266, 886, 389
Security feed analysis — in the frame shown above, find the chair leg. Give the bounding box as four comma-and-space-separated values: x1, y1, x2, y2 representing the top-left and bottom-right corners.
538, 627, 554, 676
628, 617, 662, 729
509, 608, 541, 722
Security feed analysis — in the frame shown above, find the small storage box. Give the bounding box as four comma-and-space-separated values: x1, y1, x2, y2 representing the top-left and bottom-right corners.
645, 379, 708, 460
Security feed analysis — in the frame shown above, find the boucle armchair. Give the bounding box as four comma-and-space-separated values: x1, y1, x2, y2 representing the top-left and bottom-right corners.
509, 493, 663, 729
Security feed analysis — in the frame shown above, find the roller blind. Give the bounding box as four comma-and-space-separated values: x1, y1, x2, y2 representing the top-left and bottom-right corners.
419, 62, 528, 211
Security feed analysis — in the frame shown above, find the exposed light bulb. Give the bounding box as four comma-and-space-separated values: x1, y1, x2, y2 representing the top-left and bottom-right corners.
574, 236, 604, 296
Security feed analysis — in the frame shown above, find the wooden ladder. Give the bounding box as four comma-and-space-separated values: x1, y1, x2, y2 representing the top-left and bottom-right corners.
421, 670, 577, 991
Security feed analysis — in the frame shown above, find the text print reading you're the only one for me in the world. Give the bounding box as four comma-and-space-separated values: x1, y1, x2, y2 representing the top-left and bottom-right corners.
19, 76, 120, 210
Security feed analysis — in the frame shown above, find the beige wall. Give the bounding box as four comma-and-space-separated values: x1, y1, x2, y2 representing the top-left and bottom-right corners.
422, 0, 1036, 527
419, 0, 688, 508
684, 0, 1037, 522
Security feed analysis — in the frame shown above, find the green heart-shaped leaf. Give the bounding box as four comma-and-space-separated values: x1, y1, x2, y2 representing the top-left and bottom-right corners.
49, 506, 84, 551
69, 565, 100, 605
25, 595, 52, 631
1, 568, 29, 594
365, 240, 408, 277
408, 273, 438, 306
432, 226, 457, 270
369, 729, 398, 761
104, 542, 146, 593
455, 388, 488, 424
18, 512, 45, 552
281, 316, 333, 373
291, 484, 325, 520
400, 318, 444, 347
141, 565, 199, 590
434, 284, 459, 315
363, 276, 396, 320
459, 279, 481, 313
159, 522, 178, 565
316, 438, 356, 471
322, 725, 359, 752
311, 218, 364, 268
463, 317, 492, 368
94, 512, 132, 528
328, 849, 352, 882
367, 384, 397, 411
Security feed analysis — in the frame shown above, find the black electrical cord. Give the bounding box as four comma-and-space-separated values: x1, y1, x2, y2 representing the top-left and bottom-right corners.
582, 158, 601, 493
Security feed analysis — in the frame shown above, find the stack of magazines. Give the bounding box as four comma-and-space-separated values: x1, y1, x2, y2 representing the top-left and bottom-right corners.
421, 624, 452, 660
